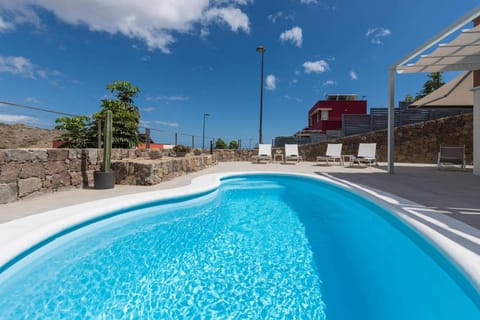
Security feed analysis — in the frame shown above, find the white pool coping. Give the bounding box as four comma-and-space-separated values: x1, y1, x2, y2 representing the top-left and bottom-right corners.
1, 171, 479, 299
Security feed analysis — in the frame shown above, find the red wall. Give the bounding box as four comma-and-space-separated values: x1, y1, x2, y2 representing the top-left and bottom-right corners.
308, 100, 367, 132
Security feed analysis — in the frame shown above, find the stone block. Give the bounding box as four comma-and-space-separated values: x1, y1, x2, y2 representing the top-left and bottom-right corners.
86, 149, 98, 165
68, 149, 78, 160
5, 150, 33, 162
52, 172, 71, 189
46, 161, 67, 174
19, 162, 45, 179
30, 150, 48, 162
111, 162, 130, 183
0, 162, 21, 183
47, 149, 69, 161
18, 177, 42, 197
0, 151, 5, 165
68, 158, 83, 172
43, 176, 53, 189
69, 171, 85, 187
0, 183, 17, 204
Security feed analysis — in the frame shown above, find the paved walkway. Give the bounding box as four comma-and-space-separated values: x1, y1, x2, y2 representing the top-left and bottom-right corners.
1, 162, 480, 230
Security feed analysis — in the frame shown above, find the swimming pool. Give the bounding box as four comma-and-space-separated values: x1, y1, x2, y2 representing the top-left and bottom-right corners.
0, 173, 479, 319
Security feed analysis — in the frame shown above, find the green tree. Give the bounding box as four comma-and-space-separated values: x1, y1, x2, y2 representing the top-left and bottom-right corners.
228, 140, 239, 149
404, 94, 415, 102
54, 80, 141, 149
93, 81, 141, 148
215, 138, 227, 149
54, 115, 94, 148
414, 72, 445, 100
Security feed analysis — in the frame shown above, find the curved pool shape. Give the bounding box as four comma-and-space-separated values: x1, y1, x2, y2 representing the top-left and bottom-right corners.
0, 173, 479, 319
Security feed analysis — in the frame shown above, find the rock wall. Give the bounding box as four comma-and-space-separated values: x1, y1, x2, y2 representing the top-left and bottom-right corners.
213, 149, 257, 161
212, 113, 473, 163
112, 156, 217, 185
212, 148, 285, 162
0, 148, 217, 204
299, 113, 473, 163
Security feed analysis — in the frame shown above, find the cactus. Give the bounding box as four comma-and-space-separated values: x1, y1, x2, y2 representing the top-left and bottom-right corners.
103, 110, 112, 172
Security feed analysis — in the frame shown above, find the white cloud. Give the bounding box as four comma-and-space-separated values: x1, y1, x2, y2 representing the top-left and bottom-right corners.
365, 27, 391, 44
155, 120, 179, 127
48, 79, 63, 88
350, 70, 358, 80
141, 107, 155, 112
0, 56, 36, 78
200, 27, 210, 39
299, 0, 338, 10
213, 0, 253, 5
204, 7, 250, 33
303, 60, 329, 74
25, 96, 41, 103
323, 80, 336, 86
0, 16, 14, 32
0, 114, 39, 124
147, 95, 190, 102
284, 95, 302, 102
265, 74, 277, 90
0, 0, 251, 53
0, 55, 66, 85
268, 11, 283, 23
280, 26, 303, 47
140, 120, 151, 127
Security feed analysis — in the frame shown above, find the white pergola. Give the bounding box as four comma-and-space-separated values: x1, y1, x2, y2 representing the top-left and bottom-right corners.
388, 5, 480, 174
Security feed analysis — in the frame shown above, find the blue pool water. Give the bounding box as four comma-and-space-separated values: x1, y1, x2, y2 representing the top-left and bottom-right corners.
0, 174, 479, 319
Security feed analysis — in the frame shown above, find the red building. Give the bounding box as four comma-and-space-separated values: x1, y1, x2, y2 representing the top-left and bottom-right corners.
307, 94, 367, 132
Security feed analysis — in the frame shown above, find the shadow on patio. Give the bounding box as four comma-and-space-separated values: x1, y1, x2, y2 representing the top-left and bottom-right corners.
316, 164, 480, 230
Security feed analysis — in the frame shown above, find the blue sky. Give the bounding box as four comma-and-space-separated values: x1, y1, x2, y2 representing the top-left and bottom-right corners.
0, 0, 478, 147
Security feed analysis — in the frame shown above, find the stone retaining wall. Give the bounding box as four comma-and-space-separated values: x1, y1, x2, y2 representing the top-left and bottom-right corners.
212, 113, 473, 164
112, 156, 217, 185
299, 113, 473, 163
0, 148, 217, 204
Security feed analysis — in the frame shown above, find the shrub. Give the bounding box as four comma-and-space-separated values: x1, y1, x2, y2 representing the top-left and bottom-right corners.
173, 144, 191, 153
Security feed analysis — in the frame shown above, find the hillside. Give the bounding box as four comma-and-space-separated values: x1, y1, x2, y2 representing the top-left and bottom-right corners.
0, 123, 61, 149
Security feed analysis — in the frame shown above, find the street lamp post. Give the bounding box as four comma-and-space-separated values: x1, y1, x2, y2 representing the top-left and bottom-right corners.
256, 45, 266, 144
202, 113, 210, 150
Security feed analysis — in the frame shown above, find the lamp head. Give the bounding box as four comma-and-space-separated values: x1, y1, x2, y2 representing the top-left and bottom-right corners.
256, 45, 266, 53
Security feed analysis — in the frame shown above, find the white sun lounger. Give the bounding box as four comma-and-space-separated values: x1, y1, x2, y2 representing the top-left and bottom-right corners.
253, 143, 272, 163
353, 143, 377, 166
284, 144, 302, 163
316, 143, 342, 165
437, 145, 466, 170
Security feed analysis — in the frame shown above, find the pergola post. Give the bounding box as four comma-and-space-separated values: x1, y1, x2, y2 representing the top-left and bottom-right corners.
388, 68, 395, 174
473, 86, 480, 175
471, 19, 480, 175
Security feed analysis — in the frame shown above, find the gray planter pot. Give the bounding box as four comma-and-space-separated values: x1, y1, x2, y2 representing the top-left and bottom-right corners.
94, 171, 116, 189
